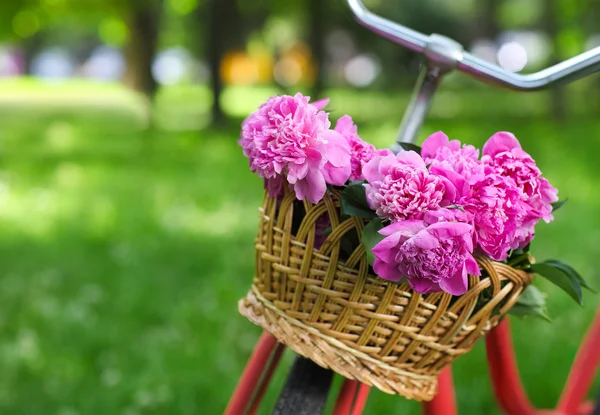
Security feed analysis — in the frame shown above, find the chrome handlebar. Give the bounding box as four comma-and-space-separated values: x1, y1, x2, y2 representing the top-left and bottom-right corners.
346, 0, 600, 145
347, 0, 600, 91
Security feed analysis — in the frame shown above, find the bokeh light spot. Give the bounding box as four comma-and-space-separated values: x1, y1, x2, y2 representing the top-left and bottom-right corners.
13, 11, 39, 38
273, 57, 302, 87
344, 54, 380, 87
497, 42, 528, 72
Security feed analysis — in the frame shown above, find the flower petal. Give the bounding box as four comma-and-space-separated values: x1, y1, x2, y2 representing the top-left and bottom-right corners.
373, 258, 403, 282
482, 132, 521, 157
396, 150, 426, 168
379, 220, 425, 237
439, 270, 469, 296
322, 163, 351, 186
426, 222, 473, 239
408, 277, 441, 294
334, 114, 356, 136
412, 230, 440, 250
322, 130, 350, 167
312, 97, 330, 111
377, 153, 400, 175
465, 257, 481, 276
372, 233, 403, 263
421, 131, 450, 158
294, 169, 326, 204
430, 165, 469, 201
374, 148, 394, 157
362, 155, 386, 182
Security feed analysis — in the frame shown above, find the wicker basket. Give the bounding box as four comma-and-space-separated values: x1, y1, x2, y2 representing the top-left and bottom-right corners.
239, 187, 533, 401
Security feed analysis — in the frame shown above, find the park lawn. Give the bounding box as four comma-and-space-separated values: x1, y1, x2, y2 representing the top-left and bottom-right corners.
0, 88, 599, 414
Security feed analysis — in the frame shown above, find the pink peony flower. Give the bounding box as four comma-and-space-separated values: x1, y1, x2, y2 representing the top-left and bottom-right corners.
422, 131, 484, 182
240, 93, 351, 203
363, 151, 454, 222
466, 167, 527, 261
312, 97, 330, 111
372, 217, 480, 295
334, 115, 393, 181
482, 132, 558, 224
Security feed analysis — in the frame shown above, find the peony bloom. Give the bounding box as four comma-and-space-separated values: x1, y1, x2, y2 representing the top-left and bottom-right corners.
422, 131, 484, 182
482, 132, 558, 224
363, 151, 453, 222
334, 115, 393, 181
372, 217, 480, 295
466, 167, 526, 261
240, 93, 351, 203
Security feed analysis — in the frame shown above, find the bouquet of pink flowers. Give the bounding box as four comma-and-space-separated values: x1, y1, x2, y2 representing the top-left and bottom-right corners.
240, 92, 590, 319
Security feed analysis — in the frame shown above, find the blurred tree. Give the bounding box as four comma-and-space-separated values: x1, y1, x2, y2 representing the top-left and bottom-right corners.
121, 0, 164, 98
1, 0, 165, 98
308, 0, 325, 98
543, 0, 589, 120
542, 0, 565, 120
476, 0, 500, 41
200, 0, 243, 124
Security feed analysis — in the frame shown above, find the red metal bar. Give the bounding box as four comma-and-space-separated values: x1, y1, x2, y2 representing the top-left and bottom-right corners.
351, 383, 371, 415
333, 379, 360, 415
558, 311, 600, 415
247, 342, 286, 415
485, 319, 537, 415
577, 401, 594, 415
225, 332, 281, 415
422, 367, 457, 415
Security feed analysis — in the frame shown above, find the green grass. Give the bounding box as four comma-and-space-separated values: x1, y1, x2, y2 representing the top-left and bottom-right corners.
0, 83, 599, 414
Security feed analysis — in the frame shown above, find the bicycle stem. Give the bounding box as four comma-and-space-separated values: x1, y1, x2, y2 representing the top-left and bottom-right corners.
393, 65, 441, 148
395, 34, 464, 147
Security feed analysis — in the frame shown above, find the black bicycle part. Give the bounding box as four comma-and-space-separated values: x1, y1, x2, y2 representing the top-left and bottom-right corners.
272, 355, 334, 415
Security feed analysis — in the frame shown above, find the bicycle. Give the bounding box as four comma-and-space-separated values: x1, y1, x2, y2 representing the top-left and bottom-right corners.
226, 1, 600, 413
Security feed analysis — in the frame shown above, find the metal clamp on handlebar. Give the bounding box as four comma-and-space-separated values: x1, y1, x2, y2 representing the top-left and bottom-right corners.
347, 0, 600, 145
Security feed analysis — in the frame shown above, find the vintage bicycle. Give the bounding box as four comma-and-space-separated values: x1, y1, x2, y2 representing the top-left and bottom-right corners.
226, 1, 600, 413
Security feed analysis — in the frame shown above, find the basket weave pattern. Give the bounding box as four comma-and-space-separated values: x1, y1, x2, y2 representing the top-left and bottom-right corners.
239, 189, 533, 401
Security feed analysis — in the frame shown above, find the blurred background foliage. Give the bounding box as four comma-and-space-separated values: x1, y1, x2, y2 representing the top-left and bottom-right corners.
0, 0, 600, 414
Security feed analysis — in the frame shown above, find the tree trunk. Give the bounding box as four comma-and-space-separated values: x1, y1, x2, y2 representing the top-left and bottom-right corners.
206, 0, 224, 125
204, 0, 242, 125
123, 2, 162, 99
476, 0, 501, 41
22, 34, 43, 75
308, 0, 326, 99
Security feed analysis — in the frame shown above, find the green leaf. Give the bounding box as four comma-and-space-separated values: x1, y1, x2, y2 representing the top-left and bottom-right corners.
508, 303, 551, 322
530, 262, 583, 305
516, 285, 546, 307
340, 182, 377, 219
551, 198, 568, 212
544, 260, 595, 293
361, 217, 384, 266
398, 142, 422, 154
510, 285, 550, 321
